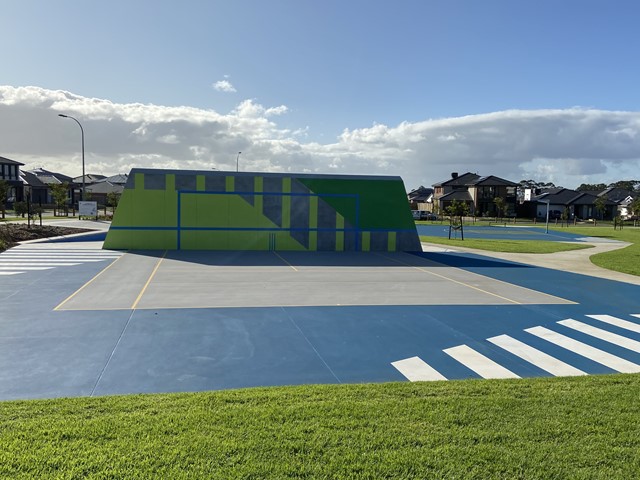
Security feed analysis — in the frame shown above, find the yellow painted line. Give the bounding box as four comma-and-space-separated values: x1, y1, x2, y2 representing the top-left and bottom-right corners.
382, 252, 576, 305
377, 252, 521, 304
272, 251, 298, 271
54, 252, 127, 311
131, 251, 167, 310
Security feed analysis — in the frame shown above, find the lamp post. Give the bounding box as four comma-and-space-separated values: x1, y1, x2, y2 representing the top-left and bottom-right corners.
58, 114, 85, 202
545, 200, 550, 234
236, 151, 241, 172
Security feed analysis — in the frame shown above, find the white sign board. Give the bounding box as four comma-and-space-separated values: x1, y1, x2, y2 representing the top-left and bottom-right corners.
79, 201, 98, 217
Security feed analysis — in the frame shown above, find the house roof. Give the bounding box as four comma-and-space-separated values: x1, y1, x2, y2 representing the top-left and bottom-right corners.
20, 171, 46, 188
470, 175, 518, 187
99, 173, 128, 185
37, 175, 64, 185
439, 190, 473, 202
408, 186, 434, 202
570, 193, 602, 206
28, 168, 74, 183
0, 156, 24, 166
73, 174, 107, 184
533, 188, 615, 206
85, 181, 124, 195
598, 187, 638, 203
433, 172, 480, 187
433, 172, 517, 188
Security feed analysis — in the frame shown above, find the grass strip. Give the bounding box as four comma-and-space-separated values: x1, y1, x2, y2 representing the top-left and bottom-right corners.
550, 226, 640, 277
1, 375, 639, 478
419, 235, 592, 254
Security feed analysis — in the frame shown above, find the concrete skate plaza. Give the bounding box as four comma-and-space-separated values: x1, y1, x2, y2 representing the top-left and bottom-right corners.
56, 250, 572, 311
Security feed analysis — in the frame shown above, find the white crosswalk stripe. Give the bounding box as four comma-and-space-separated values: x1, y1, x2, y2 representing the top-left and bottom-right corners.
525, 326, 640, 374
558, 319, 640, 353
587, 314, 640, 334
487, 334, 586, 377
392, 313, 640, 382
391, 356, 447, 381
0, 245, 122, 276
443, 345, 520, 379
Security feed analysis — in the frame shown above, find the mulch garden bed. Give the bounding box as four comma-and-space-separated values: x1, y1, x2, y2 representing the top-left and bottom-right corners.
0, 224, 92, 252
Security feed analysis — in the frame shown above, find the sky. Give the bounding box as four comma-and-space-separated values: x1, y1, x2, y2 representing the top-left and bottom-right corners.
2, 0, 640, 190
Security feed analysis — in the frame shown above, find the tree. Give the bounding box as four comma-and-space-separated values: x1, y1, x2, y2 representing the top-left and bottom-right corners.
517, 179, 557, 202
50, 182, 69, 215
594, 196, 607, 220
493, 197, 507, 219
0, 180, 8, 219
445, 199, 470, 217
608, 180, 640, 192
106, 191, 120, 215
13, 201, 28, 218
631, 197, 640, 217
577, 183, 607, 192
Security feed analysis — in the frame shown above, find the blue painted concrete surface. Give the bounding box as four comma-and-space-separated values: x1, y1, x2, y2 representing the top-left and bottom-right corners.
416, 224, 600, 242
1, 236, 639, 400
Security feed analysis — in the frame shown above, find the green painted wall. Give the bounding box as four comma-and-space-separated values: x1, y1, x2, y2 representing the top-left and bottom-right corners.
104, 169, 420, 252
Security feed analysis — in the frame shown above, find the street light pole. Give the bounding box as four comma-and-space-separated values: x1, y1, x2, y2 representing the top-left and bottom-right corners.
545, 200, 550, 234
236, 151, 241, 172
58, 114, 85, 202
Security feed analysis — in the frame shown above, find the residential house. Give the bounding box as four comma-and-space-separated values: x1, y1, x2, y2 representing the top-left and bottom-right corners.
407, 186, 434, 212
528, 188, 617, 220
19, 170, 48, 204
84, 173, 128, 205
432, 172, 518, 216
597, 187, 638, 219
0, 156, 24, 206
25, 168, 76, 205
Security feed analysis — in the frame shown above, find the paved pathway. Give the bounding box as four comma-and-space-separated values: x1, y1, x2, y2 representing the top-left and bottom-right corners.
422, 238, 640, 285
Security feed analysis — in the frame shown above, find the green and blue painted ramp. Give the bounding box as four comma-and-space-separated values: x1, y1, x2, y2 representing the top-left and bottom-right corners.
104, 169, 420, 252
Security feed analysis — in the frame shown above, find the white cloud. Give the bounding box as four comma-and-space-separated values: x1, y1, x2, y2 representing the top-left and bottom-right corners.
212, 80, 237, 93
1, 85, 640, 190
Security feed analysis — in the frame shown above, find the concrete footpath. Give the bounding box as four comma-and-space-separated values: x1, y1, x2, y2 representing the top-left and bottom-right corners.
421, 239, 640, 286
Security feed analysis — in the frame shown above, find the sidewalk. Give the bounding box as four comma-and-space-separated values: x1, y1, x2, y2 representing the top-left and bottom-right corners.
421, 239, 640, 286
3, 217, 111, 231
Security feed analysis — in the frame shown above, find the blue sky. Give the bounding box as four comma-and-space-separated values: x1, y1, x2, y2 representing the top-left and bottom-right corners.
2, 0, 640, 189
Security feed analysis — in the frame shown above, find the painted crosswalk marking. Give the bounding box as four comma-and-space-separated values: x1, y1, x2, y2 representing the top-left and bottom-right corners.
0, 246, 122, 276
392, 313, 640, 382
391, 356, 447, 381
587, 314, 640, 334
0, 266, 59, 270
525, 326, 640, 374
443, 345, 520, 379
487, 334, 586, 377
558, 319, 640, 353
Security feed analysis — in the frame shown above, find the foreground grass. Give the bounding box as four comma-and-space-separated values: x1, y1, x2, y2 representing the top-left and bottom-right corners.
419, 235, 592, 254
552, 226, 640, 277
2, 375, 640, 478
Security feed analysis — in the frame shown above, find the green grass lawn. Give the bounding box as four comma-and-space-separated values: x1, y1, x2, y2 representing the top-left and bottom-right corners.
420, 225, 640, 276
419, 235, 593, 254
551, 226, 640, 277
1, 375, 639, 478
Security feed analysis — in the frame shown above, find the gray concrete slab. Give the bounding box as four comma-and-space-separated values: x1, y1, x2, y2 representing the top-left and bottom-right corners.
55, 251, 164, 310
56, 250, 573, 311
